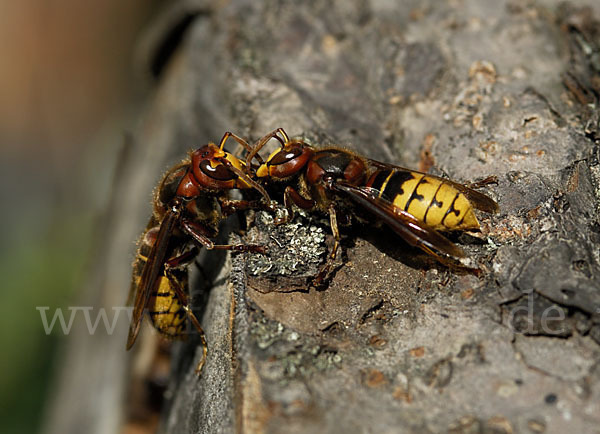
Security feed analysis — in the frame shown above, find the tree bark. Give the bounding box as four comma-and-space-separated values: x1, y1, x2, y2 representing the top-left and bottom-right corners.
44, 1, 600, 433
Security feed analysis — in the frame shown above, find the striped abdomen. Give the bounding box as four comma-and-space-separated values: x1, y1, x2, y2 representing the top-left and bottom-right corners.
131, 237, 187, 338
366, 169, 479, 231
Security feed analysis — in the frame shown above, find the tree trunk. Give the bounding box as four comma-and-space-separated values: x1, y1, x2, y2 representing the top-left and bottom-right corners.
44, 1, 600, 433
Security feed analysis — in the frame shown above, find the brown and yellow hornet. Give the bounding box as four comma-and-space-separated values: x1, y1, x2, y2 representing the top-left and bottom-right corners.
246, 128, 499, 282
128, 132, 273, 373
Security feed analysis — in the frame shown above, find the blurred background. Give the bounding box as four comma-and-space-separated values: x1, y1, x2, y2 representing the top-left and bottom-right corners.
0, 2, 161, 433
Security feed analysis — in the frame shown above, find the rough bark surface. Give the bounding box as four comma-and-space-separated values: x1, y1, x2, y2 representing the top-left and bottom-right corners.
45, 1, 600, 434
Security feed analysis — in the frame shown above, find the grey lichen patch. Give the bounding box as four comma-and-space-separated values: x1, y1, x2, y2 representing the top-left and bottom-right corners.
245, 211, 327, 279
250, 315, 286, 350
248, 312, 342, 382
276, 346, 342, 379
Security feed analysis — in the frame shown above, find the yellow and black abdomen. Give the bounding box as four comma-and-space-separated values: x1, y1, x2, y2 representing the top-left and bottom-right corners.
366, 169, 479, 231
147, 269, 187, 338
130, 243, 188, 339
